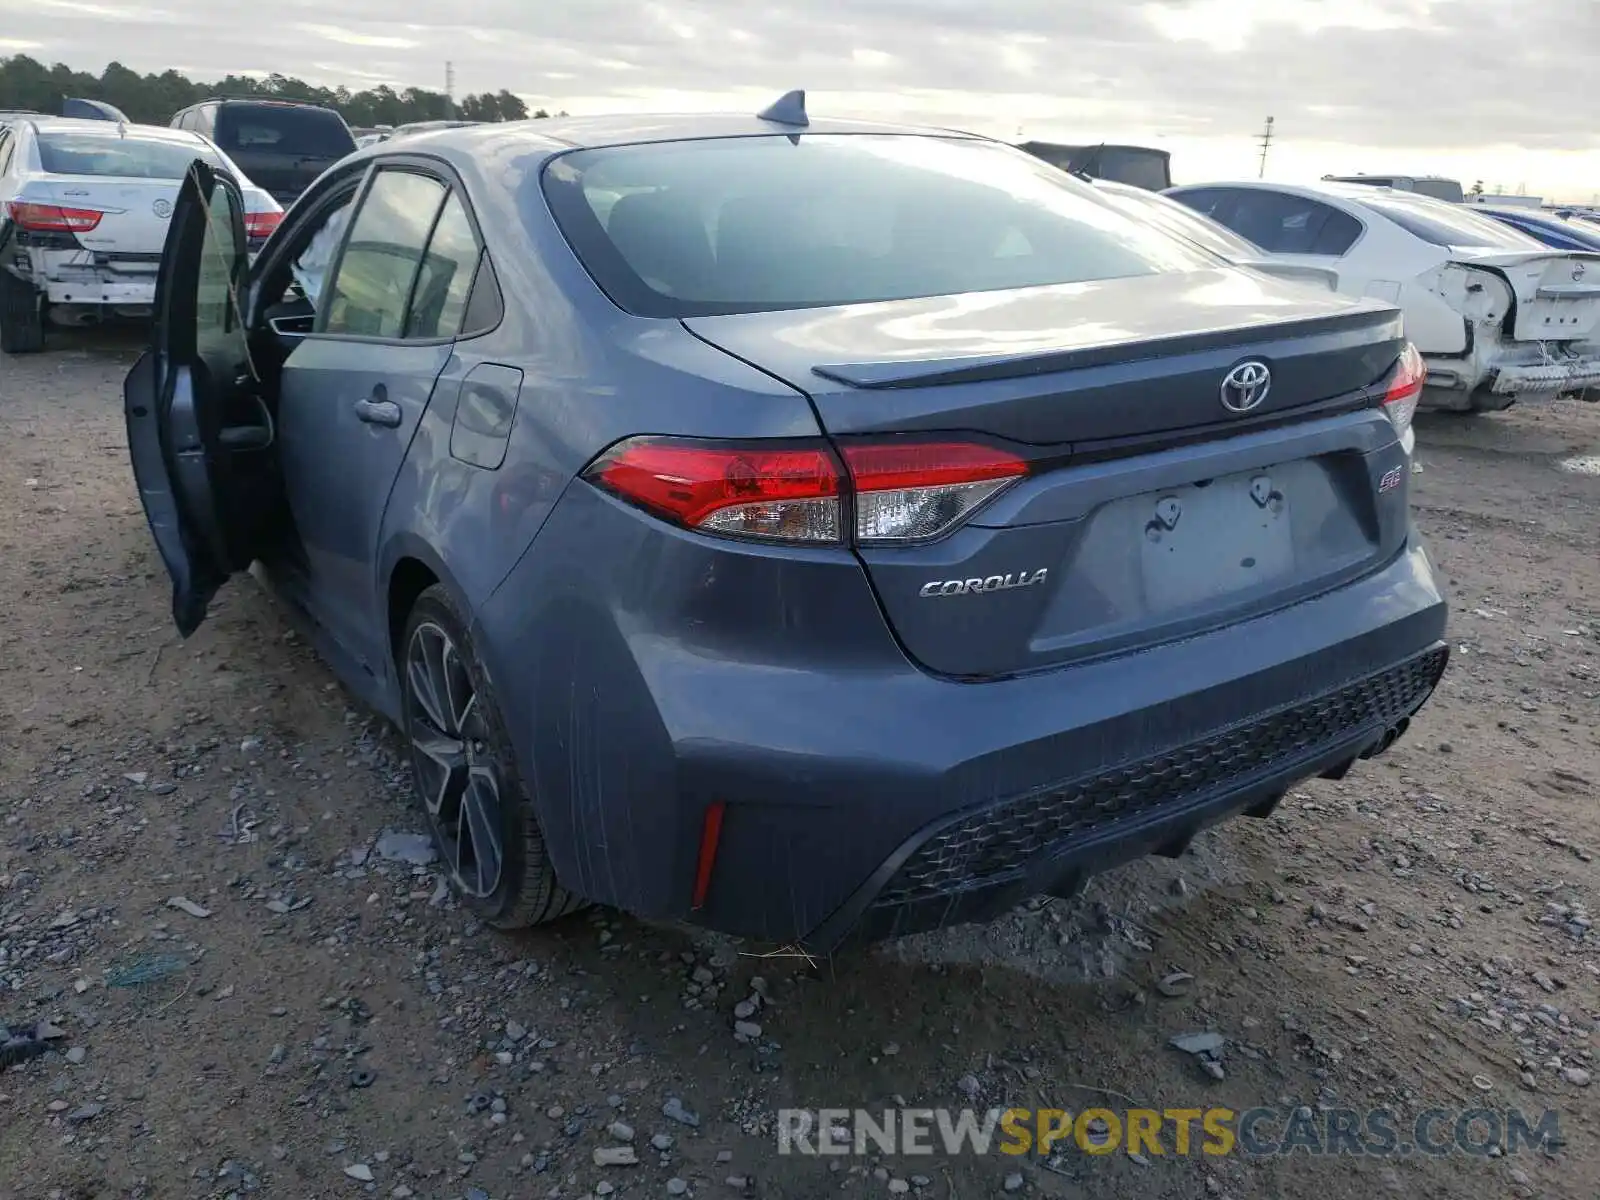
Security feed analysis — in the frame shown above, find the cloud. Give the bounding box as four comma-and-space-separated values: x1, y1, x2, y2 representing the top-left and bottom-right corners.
294, 23, 420, 50
0, 0, 1592, 192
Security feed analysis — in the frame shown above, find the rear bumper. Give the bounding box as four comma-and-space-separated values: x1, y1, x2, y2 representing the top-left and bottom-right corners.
477, 480, 1449, 949
1488, 351, 1600, 394
1425, 341, 1600, 400
41, 277, 156, 307
814, 643, 1444, 947
16, 247, 157, 307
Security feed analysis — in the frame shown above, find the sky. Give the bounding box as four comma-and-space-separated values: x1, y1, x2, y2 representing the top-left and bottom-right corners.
1, 0, 1596, 201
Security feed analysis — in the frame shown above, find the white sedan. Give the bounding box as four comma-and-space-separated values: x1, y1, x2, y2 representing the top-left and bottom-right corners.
1166, 180, 1600, 413
1090, 179, 1338, 291
0, 117, 281, 354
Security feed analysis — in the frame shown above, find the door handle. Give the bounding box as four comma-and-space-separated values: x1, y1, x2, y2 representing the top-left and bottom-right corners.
354, 389, 402, 428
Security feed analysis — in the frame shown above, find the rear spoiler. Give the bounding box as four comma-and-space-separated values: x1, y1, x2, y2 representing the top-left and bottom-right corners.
812, 306, 1401, 389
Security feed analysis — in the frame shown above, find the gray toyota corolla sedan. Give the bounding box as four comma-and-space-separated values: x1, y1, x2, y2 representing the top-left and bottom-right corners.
125, 95, 1447, 949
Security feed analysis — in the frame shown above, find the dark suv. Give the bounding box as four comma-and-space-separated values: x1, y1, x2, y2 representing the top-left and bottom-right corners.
170, 99, 356, 205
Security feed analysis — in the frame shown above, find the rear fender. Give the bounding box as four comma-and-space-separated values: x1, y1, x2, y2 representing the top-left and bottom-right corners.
1433, 263, 1515, 326
1405, 264, 1508, 358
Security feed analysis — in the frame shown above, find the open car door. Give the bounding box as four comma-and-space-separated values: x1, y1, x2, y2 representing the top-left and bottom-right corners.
125, 160, 280, 636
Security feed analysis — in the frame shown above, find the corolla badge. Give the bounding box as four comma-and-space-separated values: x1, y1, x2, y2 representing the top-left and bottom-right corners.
919, 569, 1049, 598
1220, 360, 1272, 413
152, 198, 173, 219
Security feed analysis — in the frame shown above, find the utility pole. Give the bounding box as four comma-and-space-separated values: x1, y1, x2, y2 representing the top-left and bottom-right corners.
1256, 116, 1274, 178
445, 60, 456, 118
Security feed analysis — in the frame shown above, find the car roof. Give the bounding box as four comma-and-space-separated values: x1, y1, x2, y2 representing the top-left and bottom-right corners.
1324, 173, 1458, 183
1472, 205, 1559, 218
381, 111, 986, 155
204, 97, 339, 110
20, 117, 209, 144
1169, 178, 1447, 208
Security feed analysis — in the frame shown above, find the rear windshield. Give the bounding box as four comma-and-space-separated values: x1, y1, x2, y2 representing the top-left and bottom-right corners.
1096, 185, 1263, 260
1361, 196, 1545, 250
36, 132, 222, 179
542, 134, 1212, 317
214, 105, 355, 159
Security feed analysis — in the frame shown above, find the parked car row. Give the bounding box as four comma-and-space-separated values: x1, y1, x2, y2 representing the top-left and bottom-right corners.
1158, 181, 1600, 412
117, 95, 1448, 949
0, 117, 281, 352
0, 97, 361, 351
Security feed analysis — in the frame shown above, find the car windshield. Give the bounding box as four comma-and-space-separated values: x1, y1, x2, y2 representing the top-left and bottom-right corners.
1096, 185, 1263, 260
1360, 196, 1544, 250
214, 106, 355, 158
541, 134, 1214, 317
35, 131, 223, 179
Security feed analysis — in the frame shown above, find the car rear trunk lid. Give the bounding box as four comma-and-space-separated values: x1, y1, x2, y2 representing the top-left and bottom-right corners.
1456, 248, 1600, 342
686, 268, 1410, 678
35, 176, 177, 260
684, 268, 1401, 444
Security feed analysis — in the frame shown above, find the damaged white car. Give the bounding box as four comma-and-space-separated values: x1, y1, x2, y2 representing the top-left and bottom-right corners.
1167, 180, 1600, 413
0, 117, 281, 354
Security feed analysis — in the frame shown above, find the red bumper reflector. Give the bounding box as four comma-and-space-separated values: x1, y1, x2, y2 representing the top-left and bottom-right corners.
691, 801, 726, 910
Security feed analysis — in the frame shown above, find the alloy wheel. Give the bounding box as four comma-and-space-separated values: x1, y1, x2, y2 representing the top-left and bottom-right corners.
404, 621, 504, 898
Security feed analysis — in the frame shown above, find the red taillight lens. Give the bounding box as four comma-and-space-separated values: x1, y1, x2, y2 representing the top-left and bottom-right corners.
586, 436, 1031, 546
244, 209, 283, 240
1381, 342, 1425, 440
844, 441, 1028, 543
585, 438, 843, 542
6, 200, 102, 232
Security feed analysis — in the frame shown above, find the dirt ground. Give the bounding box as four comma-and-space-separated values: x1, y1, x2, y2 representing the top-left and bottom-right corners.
0, 330, 1596, 1200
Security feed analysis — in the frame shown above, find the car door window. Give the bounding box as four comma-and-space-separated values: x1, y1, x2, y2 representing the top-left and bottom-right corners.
405, 191, 479, 339
459, 255, 504, 336
196, 180, 249, 367
0, 131, 14, 177
1170, 188, 1232, 219
1222, 191, 1361, 256
322, 170, 447, 338
292, 199, 354, 311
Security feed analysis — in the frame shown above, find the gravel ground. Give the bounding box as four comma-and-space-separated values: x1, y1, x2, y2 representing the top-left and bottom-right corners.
0, 330, 1597, 1200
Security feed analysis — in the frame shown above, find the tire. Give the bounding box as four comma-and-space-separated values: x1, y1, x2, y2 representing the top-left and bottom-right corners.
0, 271, 43, 355
400, 584, 585, 927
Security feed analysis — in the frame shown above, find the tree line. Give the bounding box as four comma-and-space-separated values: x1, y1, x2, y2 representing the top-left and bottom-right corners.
0, 56, 554, 128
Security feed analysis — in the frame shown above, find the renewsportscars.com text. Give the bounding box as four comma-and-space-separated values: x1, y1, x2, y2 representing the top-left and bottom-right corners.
776, 1106, 1563, 1158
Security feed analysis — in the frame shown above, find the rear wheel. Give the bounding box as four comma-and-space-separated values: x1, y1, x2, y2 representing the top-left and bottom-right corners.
400, 585, 585, 927
0, 271, 43, 355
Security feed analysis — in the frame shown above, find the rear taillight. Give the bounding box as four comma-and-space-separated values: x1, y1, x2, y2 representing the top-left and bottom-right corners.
244, 210, 282, 240
585, 439, 843, 543
1380, 342, 1425, 440
6, 200, 102, 233
842, 441, 1028, 543
585, 437, 1030, 545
